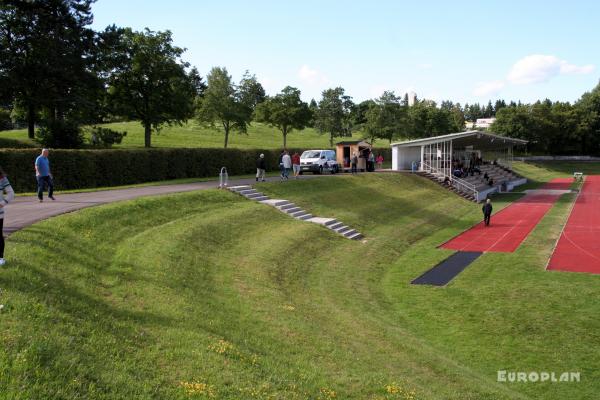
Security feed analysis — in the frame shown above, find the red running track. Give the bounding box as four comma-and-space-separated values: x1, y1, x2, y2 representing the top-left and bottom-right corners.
548, 176, 600, 274
441, 178, 573, 253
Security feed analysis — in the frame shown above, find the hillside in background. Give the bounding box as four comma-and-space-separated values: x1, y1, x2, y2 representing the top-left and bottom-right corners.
0, 121, 376, 150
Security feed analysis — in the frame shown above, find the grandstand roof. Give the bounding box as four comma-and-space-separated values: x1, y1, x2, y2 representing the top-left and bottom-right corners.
391, 130, 527, 150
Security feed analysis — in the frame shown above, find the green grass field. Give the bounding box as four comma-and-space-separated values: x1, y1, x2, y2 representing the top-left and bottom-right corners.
1, 165, 598, 399
0, 121, 370, 149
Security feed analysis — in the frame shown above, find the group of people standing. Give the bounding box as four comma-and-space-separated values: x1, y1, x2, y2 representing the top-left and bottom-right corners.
255, 150, 303, 182
349, 151, 384, 174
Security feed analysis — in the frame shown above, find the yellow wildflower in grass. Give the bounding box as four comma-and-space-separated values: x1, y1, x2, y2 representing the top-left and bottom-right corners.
283, 305, 296, 311
208, 339, 234, 355
384, 382, 418, 399
179, 381, 216, 398
318, 387, 337, 399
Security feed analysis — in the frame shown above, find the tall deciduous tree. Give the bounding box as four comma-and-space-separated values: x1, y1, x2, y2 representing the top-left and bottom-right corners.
108, 29, 196, 147
364, 91, 408, 143
0, 0, 97, 138
238, 71, 265, 112
314, 87, 353, 147
254, 86, 311, 147
197, 67, 251, 148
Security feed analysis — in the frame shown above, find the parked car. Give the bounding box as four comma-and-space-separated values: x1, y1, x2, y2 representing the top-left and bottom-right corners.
299, 150, 339, 174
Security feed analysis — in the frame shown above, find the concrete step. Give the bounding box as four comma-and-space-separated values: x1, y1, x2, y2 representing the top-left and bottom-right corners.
323, 219, 338, 227
278, 203, 297, 210
284, 207, 302, 214
328, 222, 344, 230
342, 229, 358, 237
244, 192, 264, 199
251, 196, 269, 201
290, 210, 309, 218
347, 232, 363, 240
260, 199, 290, 207
240, 189, 258, 195
335, 226, 351, 234
295, 213, 313, 220
229, 186, 252, 192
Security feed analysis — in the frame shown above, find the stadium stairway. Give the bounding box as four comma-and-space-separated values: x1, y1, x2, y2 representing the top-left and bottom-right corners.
227, 185, 364, 240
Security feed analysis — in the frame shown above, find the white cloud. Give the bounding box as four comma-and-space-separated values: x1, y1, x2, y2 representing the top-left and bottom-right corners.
298, 65, 329, 86
473, 80, 505, 97
507, 54, 595, 85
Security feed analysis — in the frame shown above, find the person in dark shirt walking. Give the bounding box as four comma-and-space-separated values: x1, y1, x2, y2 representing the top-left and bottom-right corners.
256, 153, 266, 182
482, 198, 493, 226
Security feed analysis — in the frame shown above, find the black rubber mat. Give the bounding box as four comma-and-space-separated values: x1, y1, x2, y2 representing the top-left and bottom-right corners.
411, 251, 482, 286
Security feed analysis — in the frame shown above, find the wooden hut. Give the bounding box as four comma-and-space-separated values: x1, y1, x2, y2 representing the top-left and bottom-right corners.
335, 140, 372, 172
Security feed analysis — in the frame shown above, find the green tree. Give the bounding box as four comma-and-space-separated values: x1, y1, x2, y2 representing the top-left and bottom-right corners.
0, 0, 97, 139
314, 87, 352, 146
307, 98, 318, 127
238, 71, 265, 112
108, 29, 196, 147
254, 86, 311, 147
364, 91, 408, 143
197, 67, 252, 148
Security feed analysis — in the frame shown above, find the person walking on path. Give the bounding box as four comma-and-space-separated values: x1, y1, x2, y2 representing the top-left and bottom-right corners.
0, 167, 15, 266
256, 153, 266, 182
292, 152, 301, 179
482, 198, 493, 226
35, 148, 55, 202
376, 153, 384, 170
278, 150, 285, 179
282, 151, 292, 180
351, 152, 358, 175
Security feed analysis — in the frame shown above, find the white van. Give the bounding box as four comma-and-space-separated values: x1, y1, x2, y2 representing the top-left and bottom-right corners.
299, 150, 339, 174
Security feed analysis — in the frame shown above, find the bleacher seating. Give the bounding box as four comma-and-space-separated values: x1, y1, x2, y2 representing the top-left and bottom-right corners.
420, 163, 523, 202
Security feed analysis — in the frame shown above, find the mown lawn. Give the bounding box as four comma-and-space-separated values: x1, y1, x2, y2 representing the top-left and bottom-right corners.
0, 171, 598, 399
0, 121, 371, 150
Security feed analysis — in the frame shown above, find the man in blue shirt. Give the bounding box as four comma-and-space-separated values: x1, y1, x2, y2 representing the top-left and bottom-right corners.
35, 148, 55, 202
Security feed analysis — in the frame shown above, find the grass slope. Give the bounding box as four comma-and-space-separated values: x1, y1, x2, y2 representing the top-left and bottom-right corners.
0, 121, 368, 150
0, 171, 598, 399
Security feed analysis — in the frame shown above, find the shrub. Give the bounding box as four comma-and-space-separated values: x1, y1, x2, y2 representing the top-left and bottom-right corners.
36, 120, 84, 148
0, 146, 393, 193
90, 127, 128, 147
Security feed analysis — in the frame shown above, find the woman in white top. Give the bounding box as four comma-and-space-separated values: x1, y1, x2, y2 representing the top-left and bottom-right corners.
282, 151, 292, 180
0, 167, 15, 266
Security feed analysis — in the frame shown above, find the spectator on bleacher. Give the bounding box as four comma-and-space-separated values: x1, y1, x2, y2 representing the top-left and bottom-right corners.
488, 178, 494, 186
483, 172, 489, 182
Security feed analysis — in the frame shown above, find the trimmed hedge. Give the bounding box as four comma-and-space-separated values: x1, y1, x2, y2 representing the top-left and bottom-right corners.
0, 147, 392, 193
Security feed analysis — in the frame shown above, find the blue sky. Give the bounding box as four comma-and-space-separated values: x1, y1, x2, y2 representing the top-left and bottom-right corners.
91, 0, 600, 105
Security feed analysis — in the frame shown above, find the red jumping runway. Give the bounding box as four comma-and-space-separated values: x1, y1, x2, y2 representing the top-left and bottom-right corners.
441, 179, 572, 253
548, 176, 600, 274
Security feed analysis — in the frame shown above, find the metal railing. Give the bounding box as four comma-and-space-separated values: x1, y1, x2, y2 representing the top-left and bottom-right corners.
421, 161, 479, 200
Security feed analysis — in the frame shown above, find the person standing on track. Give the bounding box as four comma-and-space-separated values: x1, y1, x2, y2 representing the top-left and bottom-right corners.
0, 166, 15, 266
482, 198, 493, 226
35, 148, 55, 202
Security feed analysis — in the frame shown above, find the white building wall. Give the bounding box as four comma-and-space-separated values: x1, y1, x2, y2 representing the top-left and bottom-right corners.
392, 146, 421, 170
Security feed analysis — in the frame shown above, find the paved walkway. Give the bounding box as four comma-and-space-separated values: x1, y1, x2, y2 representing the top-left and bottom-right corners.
3, 176, 298, 235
